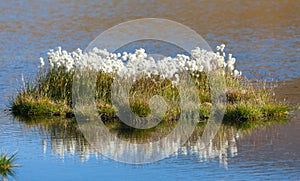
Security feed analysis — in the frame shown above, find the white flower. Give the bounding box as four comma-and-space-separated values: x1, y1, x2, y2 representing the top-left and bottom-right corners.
66, 64, 72, 72
227, 57, 236, 65
49, 60, 54, 68
57, 46, 62, 55
233, 70, 242, 78
228, 64, 234, 72
171, 80, 178, 86
41, 44, 241, 82
220, 44, 225, 52
39, 57, 45, 68
198, 65, 204, 72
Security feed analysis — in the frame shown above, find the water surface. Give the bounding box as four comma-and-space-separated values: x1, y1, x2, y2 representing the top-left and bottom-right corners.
0, 0, 299, 180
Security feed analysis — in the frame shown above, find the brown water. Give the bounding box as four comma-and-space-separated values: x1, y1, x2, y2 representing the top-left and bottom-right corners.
0, 0, 299, 180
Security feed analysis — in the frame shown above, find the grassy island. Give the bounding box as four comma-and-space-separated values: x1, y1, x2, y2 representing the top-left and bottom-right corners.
11, 45, 289, 129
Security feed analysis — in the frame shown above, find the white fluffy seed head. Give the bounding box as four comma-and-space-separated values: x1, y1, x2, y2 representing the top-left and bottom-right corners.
41, 44, 240, 81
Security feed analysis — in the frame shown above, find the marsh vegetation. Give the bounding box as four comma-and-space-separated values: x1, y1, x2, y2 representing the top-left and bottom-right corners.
11, 45, 289, 129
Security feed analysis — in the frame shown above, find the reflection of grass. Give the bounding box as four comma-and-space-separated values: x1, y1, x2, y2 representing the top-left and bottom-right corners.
0, 152, 19, 181
16, 117, 85, 141
12, 115, 289, 166
107, 120, 177, 143
11, 66, 290, 127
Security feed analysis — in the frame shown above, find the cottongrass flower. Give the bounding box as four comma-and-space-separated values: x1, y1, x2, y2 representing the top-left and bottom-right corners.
39, 44, 242, 86
39, 57, 45, 68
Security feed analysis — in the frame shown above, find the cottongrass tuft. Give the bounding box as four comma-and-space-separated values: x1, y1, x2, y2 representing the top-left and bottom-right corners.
10, 44, 289, 127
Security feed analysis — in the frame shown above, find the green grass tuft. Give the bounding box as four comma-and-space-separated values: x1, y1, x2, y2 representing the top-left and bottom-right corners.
10, 63, 290, 130
0, 151, 19, 180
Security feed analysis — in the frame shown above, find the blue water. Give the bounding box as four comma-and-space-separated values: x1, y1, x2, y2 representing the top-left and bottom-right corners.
0, 0, 300, 180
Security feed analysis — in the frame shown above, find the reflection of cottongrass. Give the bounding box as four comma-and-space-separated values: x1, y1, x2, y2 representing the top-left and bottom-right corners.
183, 125, 239, 167
42, 122, 239, 166
20, 117, 239, 165
40, 119, 238, 167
